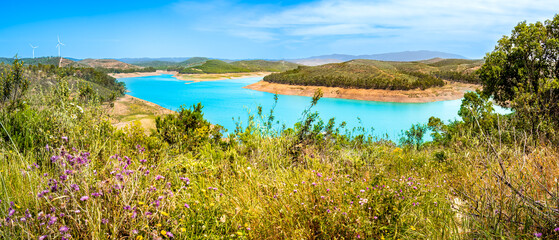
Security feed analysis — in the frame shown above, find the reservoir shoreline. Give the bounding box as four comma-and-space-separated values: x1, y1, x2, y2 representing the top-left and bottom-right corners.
114, 71, 479, 103
244, 80, 479, 103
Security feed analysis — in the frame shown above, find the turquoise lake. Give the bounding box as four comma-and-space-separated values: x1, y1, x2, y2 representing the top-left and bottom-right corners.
120, 74, 492, 141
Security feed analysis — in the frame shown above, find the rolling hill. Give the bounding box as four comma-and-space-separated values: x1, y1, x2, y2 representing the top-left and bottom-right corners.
264, 58, 482, 90
78, 59, 140, 69
176, 59, 300, 74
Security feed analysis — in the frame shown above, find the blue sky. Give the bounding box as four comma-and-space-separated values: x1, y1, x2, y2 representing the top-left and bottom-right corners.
1, 0, 558, 59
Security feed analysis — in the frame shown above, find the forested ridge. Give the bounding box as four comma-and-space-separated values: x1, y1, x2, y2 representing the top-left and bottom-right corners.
264, 58, 482, 90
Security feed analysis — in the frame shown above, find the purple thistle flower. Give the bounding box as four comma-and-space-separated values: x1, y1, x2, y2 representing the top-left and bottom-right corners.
317, 172, 322, 177
80, 196, 89, 201
166, 232, 174, 238
140, 159, 147, 163
25, 209, 31, 219
102, 218, 109, 224
91, 192, 101, 197
534, 232, 542, 238
37, 190, 49, 198
145, 211, 152, 216
59, 225, 69, 233
8, 208, 15, 217
70, 184, 79, 191
555, 227, 559, 232
123, 205, 131, 210
45, 144, 50, 151
39, 235, 47, 240
184, 203, 190, 208
61, 136, 68, 141
115, 173, 123, 181
59, 175, 67, 181
155, 175, 164, 180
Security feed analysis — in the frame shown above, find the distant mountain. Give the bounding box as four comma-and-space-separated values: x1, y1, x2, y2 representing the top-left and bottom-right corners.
290, 51, 467, 65
289, 59, 344, 66
118, 57, 193, 64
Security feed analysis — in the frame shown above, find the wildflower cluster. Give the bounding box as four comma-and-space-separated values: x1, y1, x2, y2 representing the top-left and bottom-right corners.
1, 144, 192, 239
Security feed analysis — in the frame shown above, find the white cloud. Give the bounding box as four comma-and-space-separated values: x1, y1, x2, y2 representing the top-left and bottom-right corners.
167, 0, 559, 57
247, 0, 559, 37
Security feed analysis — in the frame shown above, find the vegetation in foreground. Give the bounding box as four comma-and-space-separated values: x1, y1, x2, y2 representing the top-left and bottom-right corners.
264, 58, 482, 91
0, 15, 558, 239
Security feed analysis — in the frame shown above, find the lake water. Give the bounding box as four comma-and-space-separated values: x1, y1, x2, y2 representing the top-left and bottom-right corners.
120, 74, 499, 141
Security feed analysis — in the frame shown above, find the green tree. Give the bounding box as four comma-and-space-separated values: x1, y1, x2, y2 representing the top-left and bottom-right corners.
0, 58, 29, 110
478, 14, 559, 136
399, 123, 426, 150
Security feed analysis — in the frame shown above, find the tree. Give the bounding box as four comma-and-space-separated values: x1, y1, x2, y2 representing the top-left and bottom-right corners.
478, 14, 559, 135
0, 58, 29, 110
399, 123, 426, 150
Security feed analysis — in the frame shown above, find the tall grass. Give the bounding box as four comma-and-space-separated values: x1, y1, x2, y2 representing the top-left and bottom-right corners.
1, 62, 558, 239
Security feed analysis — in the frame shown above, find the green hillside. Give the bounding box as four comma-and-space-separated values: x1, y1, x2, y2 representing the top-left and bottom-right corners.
135, 57, 209, 69
178, 57, 210, 66
230, 60, 300, 72
0, 57, 72, 66
134, 60, 176, 68
187, 60, 250, 74
132, 57, 300, 74
264, 59, 482, 90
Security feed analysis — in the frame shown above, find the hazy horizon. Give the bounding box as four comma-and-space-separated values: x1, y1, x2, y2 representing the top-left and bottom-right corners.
2, 0, 558, 59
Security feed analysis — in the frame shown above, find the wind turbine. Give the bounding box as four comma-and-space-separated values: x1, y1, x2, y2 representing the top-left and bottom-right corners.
29, 44, 38, 58
56, 35, 64, 57
56, 35, 65, 67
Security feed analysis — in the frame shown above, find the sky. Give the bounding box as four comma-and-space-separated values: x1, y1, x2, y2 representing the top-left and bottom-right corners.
1, 0, 558, 59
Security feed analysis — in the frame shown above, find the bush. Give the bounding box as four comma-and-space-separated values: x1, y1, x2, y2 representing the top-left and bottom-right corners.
155, 103, 224, 151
